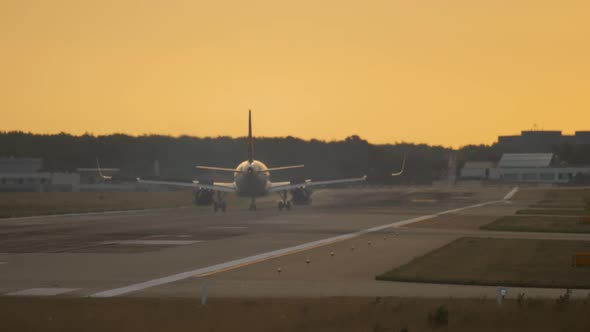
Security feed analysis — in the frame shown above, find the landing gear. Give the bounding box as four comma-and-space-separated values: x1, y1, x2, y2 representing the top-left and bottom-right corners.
214, 201, 227, 212
213, 192, 227, 213
277, 190, 291, 211
248, 196, 257, 211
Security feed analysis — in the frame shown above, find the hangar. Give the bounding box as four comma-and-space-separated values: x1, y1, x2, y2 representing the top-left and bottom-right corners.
460, 153, 590, 184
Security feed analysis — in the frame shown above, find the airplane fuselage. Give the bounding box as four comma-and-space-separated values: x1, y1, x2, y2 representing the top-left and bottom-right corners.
234, 160, 271, 197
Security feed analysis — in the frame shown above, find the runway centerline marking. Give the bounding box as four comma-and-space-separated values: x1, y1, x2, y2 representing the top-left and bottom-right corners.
91, 192, 513, 298
102, 240, 201, 246
206, 226, 247, 230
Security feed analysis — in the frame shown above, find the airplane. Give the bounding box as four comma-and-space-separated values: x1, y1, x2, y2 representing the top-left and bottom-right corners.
130, 111, 404, 212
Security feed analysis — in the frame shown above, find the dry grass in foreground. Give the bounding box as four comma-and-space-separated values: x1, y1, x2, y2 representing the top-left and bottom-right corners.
377, 237, 590, 289
481, 215, 590, 233
2, 296, 590, 332
512, 188, 590, 203
0, 191, 195, 218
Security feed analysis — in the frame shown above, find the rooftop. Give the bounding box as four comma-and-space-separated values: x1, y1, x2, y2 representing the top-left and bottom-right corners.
498, 153, 554, 168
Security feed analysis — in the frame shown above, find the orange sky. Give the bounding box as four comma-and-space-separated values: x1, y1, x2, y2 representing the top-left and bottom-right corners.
1, 0, 589, 148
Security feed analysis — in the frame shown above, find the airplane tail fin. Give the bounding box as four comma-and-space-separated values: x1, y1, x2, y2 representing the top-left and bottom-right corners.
248, 110, 253, 163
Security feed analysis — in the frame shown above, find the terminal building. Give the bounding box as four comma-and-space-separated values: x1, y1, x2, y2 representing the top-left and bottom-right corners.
460, 153, 590, 184
0, 158, 83, 192
497, 130, 590, 152
0, 158, 155, 192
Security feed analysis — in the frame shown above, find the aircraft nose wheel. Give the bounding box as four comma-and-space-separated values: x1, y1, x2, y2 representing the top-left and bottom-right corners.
249, 197, 257, 211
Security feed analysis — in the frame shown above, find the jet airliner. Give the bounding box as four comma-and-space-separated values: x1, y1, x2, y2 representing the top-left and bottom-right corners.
136, 111, 404, 211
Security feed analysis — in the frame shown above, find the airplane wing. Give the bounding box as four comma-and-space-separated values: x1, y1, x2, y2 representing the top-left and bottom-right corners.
264, 165, 304, 172
197, 165, 305, 173
136, 178, 237, 193
196, 166, 240, 172
268, 175, 367, 192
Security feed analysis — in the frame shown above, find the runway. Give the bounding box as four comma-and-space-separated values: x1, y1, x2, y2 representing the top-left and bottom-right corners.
2, 186, 588, 299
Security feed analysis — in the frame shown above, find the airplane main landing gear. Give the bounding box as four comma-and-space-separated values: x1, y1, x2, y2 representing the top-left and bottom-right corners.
277, 190, 291, 211
213, 192, 227, 213
213, 201, 226, 212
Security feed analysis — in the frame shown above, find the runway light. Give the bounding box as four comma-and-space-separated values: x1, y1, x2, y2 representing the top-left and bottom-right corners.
330, 251, 335, 257
306, 258, 310, 265
277, 267, 282, 275
350, 246, 355, 251
368, 241, 372, 246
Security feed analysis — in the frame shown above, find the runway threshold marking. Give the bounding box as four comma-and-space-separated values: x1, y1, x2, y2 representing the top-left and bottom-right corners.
91, 191, 515, 298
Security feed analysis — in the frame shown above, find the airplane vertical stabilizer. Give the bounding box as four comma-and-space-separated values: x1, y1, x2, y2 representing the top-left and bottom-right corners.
248, 110, 254, 163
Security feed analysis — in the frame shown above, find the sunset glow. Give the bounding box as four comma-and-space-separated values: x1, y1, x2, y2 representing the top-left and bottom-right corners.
2, 0, 589, 147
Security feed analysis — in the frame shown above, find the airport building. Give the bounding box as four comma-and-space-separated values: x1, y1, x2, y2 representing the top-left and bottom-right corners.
0, 158, 84, 192
0, 158, 50, 192
459, 161, 495, 180
497, 130, 590, 152
0, 158, 174, 192
460, 153, 590, 184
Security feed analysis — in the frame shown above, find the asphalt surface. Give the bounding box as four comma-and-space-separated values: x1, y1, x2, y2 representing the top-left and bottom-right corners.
2, 185, 588, 299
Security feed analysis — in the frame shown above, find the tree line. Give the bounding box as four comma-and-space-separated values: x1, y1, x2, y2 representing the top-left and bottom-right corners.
1, 132, 588, 184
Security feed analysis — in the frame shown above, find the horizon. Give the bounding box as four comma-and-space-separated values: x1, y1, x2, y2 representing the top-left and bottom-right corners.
2, 1, 590, 148
2, 128, 589, 150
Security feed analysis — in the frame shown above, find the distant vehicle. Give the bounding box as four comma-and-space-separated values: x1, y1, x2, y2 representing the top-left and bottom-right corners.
97, 111, 403, 212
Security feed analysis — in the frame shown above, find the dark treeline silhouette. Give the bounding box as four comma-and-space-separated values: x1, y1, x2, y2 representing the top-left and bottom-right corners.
0, 132, 452, 184
2, 132, 588, 184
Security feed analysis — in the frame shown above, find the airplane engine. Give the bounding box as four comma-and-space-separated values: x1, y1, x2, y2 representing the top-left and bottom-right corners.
193, 189, 214, 206
290, 187, 313, 205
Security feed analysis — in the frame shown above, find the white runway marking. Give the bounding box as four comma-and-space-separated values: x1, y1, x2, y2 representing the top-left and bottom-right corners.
6, 288, 79, 296
102, 240, 201, 246
91, 192, 513, 298
252, 220, 290, 224
503, 186, 519, 200
206, 226, 247, 230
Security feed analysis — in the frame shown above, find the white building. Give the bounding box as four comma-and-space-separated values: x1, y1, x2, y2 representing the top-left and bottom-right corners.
459, 161, 496, 180
479, 153, 590, 184
0, 158, 81, 191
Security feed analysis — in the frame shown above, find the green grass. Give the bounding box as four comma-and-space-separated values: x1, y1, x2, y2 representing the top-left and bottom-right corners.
530, 203, 588, 209
377, 237, 590, 289
0, 191, 197, 218
481, 215, 590, 234
0, 191, 284, 218
516, 208, 589, 216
